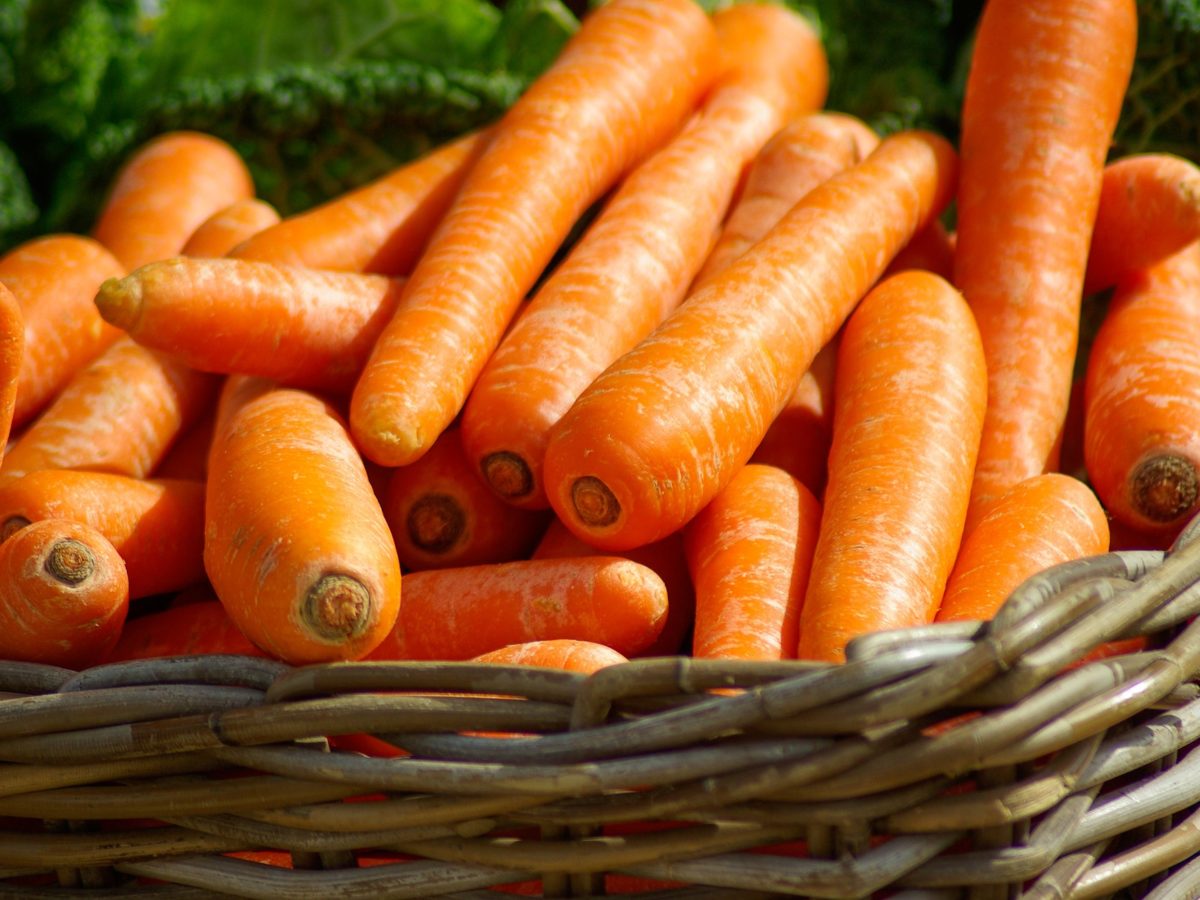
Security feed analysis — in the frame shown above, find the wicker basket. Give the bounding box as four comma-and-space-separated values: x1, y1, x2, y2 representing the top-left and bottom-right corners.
1, 516, 1199, 899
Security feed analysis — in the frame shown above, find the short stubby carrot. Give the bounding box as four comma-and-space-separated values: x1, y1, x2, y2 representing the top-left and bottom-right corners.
684, 463, 821, 661
91, 131, 255, 271
205, 384, 401, 664
229, 131, 488, 276
797, 271, 987, 663
472, 639, 628, 674
1085, 242, 1200, 533
0, 234, 124, 429
936, 473, 1109, 623
543, 130, 958, 551
0, 285, 22, 452
104, 600, 266, 662
954, 0, 1137, 531
0, 518, 129, 668
95, 258, 407, 394
350, 0, 719, 467
180, 198, 281, 258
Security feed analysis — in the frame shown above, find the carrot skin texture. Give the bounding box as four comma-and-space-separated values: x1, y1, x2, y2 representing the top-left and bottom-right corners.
104, 600, 266, 662
350, 0, 719, 467
180, 199, 281, 258
91, 131, 255, 271
153, 406, 216, 481
205, 385, 401, 664
936, 474, 1109, 623
471, 640, 628, 673
543, 130, 959, 551
954, 0, 1137, 530
797, 271, 987, 663
0, 235, 124, 430
0, 285, 22, 453
885, 219, 955, 281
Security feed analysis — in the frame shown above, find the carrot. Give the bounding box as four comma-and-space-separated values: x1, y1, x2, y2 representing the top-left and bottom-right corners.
1084, 242, 1200, 532
0, 284, 22, 453
954, 0, 1137, 531
461, 7, 828, 509
471, 640, 628, 674
91, 131, 255, 271
0, 234, 124, 429
935, 473, 1109, 623
152, 406, 216, 481
180, 198, 281, 258
0, 518, 128, 668
380, 426, 549, 571
542, 129, 958, 551
884, 219, 955, 281
103, 600, 265, 662
0, 470, 205, 600
350, 0, 719, 467
1084, 153, 1200, 295
683, 463, 820, 661
796, 270, 986, 663
229, 131, 488, 275
0, 336, 219, 481
205, 382, 401, 664
368, 556, 666, 662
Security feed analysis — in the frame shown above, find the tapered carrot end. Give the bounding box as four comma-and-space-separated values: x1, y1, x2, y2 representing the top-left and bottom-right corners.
1132, 453, 1200, 525
482, 451, 534, 501
300, 574, 372, 642
350, 397, 428, 468
94, 275, 143, 332
407, 494, 466, 555
572, 476, 621, 528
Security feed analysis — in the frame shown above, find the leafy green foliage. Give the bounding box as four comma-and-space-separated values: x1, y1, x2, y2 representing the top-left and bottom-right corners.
0, 139, 37, 238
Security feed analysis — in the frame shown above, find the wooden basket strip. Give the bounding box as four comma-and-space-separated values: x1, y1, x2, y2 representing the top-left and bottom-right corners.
0, 752, 219, 798
1070, 697, 1200, 792
885, 891, 962, 900
242, 793, 545, 832
845, 622, 981, 661
1020, 838, 1111, 900
1070, 807, 1200, 899
1142, 848, 1200, 900
59, 656, 289, 694
0, 661, 75, 694
1123, 578, 1200, 639
0, 883, 215, 898
0, 827, 244, 868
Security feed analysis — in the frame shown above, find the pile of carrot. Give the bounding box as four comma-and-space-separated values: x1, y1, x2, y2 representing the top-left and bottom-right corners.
0, 0, 1194, 676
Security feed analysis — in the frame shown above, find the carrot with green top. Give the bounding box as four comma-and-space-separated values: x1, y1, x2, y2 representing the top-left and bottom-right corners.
0, 285, 22, 453
797, 270, 986, 663
543, 129, 958, 551
350, 0, 719, 468
180, 199, 281, 258
954, 0, 1137, 531
104, 600, 265, 662
472, 640, 628, 673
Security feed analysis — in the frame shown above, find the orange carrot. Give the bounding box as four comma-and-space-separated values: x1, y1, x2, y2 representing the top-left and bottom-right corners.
884, 219, 955, 281
229, 131, 488, 275
205, 383, 401, 664
0, 284, 22, 453
152, 406, 216, 481
542, 130, 958, 551
350, 0, 719, 467
1084, 153, 1200, 295
0, 518, 128, 668
471, 639, 628, 673
104, 600, 266, 662
0, 234, 124, 429
797, 270, 986, 663
683, 463, 820, 661
381, 426, 549, 571
1085, 242, 1200, 532
0, 470, 206, 600
936, 473, 1109, 623
91, 131, 255, 271
180, 198, 281, 258
461, 5, 827, 509
954, 0, 1137, 531
0, 336, 219, 481
369, 557, 666, 662
94, 258, 406, 394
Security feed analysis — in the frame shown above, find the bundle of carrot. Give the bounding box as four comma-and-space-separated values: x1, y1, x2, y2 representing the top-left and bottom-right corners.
0, 0, 1196, 678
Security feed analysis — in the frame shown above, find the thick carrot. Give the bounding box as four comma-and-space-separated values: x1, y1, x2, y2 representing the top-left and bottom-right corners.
954, 0, 1137, 531
461, 6, 827, 509
104, 600, 266, 662
0, 336, 219, 481
0, 470, 205, 600
0, 518, 128, 668
0, 285, 22, 453
936, 474, 1109, 623
1084, 242, 1200, 532
205, 383, 401, 664
229, 131, 488, 275
542, 130, 958, 551
350, 0, 719, 467
180, 199, 281, 258
796, 270, 986, 663
683, 463, 820, 661
91, 131, 255, 271
0, 234, 124, 429
472, 640, 628, 674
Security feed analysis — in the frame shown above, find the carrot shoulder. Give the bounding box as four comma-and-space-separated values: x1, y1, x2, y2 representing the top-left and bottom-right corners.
180, 198, 281, 259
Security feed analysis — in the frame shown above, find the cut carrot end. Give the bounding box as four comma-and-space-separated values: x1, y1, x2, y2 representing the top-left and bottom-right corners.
1132, 454, 1200, 524
572, 476, 620, 528
93, 276, 143, 332
482, 451, 533, 500
300, 574, 372, 643
407, 493, 466, 554
0, 516, 29, 543
45, 539, 95, 586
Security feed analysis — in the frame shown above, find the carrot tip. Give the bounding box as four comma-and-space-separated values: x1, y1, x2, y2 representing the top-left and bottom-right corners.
300, 574, 372, 642
0, 516, 30, 544
94, 276, 142, 332
1132, 453, 1200, 524
571, 476, 620, 528
407, 493, 466, 554
45, 539, 95, 586
482, 451, 533, 500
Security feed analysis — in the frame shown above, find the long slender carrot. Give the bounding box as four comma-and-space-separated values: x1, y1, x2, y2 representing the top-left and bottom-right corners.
0, 336, 219, 481
0, 470, 205, 600
936, 473, 1109, 623
1085, 242, 1200, 533
472, 640, 628, 674
0, 234, 124, 429
461, 5, 827, 509
350, 0, 719, 468
954, 0, 1137, 531
91, 131, 255, 272
796, 270, 986, 663
683, 463, 820, 661
0, 285, 22, 453
95, 258, 407, 394
205, 383, 401, 664
542, 129, 958, 551
180, 199, 281, 259
103, 600, 266, 662
0, 518, 128, 668
229, 131, 488, 275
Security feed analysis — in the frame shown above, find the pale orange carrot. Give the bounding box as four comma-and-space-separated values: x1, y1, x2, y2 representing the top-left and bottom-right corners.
180, 198, 281, 258
472, 639, 628, 673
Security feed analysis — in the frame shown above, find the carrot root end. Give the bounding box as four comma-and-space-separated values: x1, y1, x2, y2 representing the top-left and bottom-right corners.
571, 476, 620, 528
482, 451, 533, 500
407, 494, 466, 555
94, 276, 143, 332
301, 574, 371, 642
1132, 453, 1200, 524
45, 539, 96, 586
